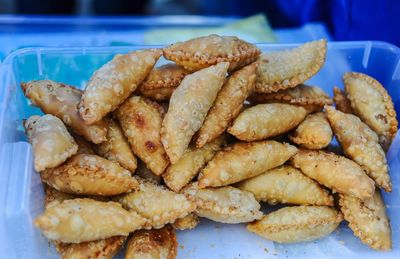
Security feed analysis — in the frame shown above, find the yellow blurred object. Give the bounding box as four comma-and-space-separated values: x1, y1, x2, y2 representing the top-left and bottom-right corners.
144, 14, 276, 44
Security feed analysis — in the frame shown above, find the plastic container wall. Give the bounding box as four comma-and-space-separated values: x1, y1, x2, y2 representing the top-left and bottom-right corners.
0, 42, 399, 258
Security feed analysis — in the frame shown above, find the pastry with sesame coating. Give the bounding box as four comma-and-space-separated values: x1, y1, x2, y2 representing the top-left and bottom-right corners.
343, 72, 398, 150
116, 178, 196, 229
339, 190, 391, 251
136, 63, 190, 101
43, 187, 127, 258
34, 198, 146, 243
163, 34, 260, 72
161, 62, 229, 163
21, 80, 108, 144
198, 140, 298, 188
172, 213, 200, 230
183, 183, 262, 223
125, 225, 177, 259
95, 118, 137, 172
255, 39, 326, 93
333, 86, 354, 114
236, 165, 333, 206
24, 114, 78, 172
58, 236, 127, 259
290, 112, 332, 150
228, 103, 310, 141
247, 206, 343, 243
79, 49, 162, 124
326, 106, 391, 191
41, 154, 139, 196
163, 135, 225, 192
196, 62, 257, 148
114, 96, 169, 175
291, 149, 375, 199
139, 63, 190, 91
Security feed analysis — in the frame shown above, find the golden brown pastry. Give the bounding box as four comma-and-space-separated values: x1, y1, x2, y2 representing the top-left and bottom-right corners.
125, 225, 177, 259
79, 49, 162, 124
291, 150, 375, 199
163, 136, 225, 192
344, 72, 398, 150
24, 115, 78, 172
184, 183, 262, 223
289, 112, 332, 149
95, 118, 137, 172
339, 190, 391, 251
137, 63, 190, 101
249, 84, 332, 109
255, 39, 326, 93
41, 154, 138, 196
161, 62, 229, 163
35, 198, 146, 243
247, 206, 343, 243
195, 62, 257, 148
43, 187, 126, 258
138, 87, 176, 102
198, 140, 297, 187
228, 103, 309, 141
333, 86, 354, 114
59, 236, 127, 259
163, 34, 260, 72
116, 178, 196, 229
138, 63, 190, 91
172, 213, 200, 230
236, 165, 333, 206
114, 96, 169, 175
326, 106, 391, 191
21, 80, 108, 144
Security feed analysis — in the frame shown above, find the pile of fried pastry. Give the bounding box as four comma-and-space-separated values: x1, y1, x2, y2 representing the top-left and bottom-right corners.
22, 34, 397, 258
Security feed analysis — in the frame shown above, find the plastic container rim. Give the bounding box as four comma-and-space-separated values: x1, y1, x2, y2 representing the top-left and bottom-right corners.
1, 40, 399, 66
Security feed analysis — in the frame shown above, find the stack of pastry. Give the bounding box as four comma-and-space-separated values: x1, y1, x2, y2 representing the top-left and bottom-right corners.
21, 34, 396, 258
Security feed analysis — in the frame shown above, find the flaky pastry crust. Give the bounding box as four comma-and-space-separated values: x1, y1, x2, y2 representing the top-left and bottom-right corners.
339, 190, 391, 251
255, 39, 326, 93
198, 140, 297, 187
236, 165, 333, 206
291, 150, 375, 199
247, 206, 342, 243
41, 154, 138, 196
79, 49, 162, 124
114, 95, 169, 175
344, 72, 398, 150
163, 34, 260, 72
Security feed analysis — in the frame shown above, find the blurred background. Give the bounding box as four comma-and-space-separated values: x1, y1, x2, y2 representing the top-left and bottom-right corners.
0, 0, 398, 60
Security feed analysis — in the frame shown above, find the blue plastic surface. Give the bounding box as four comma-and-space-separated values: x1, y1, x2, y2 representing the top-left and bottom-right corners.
0, 41, 399, 258
0, 15, 331, 61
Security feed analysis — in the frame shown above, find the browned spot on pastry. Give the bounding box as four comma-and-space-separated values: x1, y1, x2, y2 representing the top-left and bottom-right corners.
134, 114, 145, 128
145, 141, 157, 152
376, 114, 388, 124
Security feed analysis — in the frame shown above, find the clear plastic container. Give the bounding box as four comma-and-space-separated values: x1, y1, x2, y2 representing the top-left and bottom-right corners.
0, 41, 399, 258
